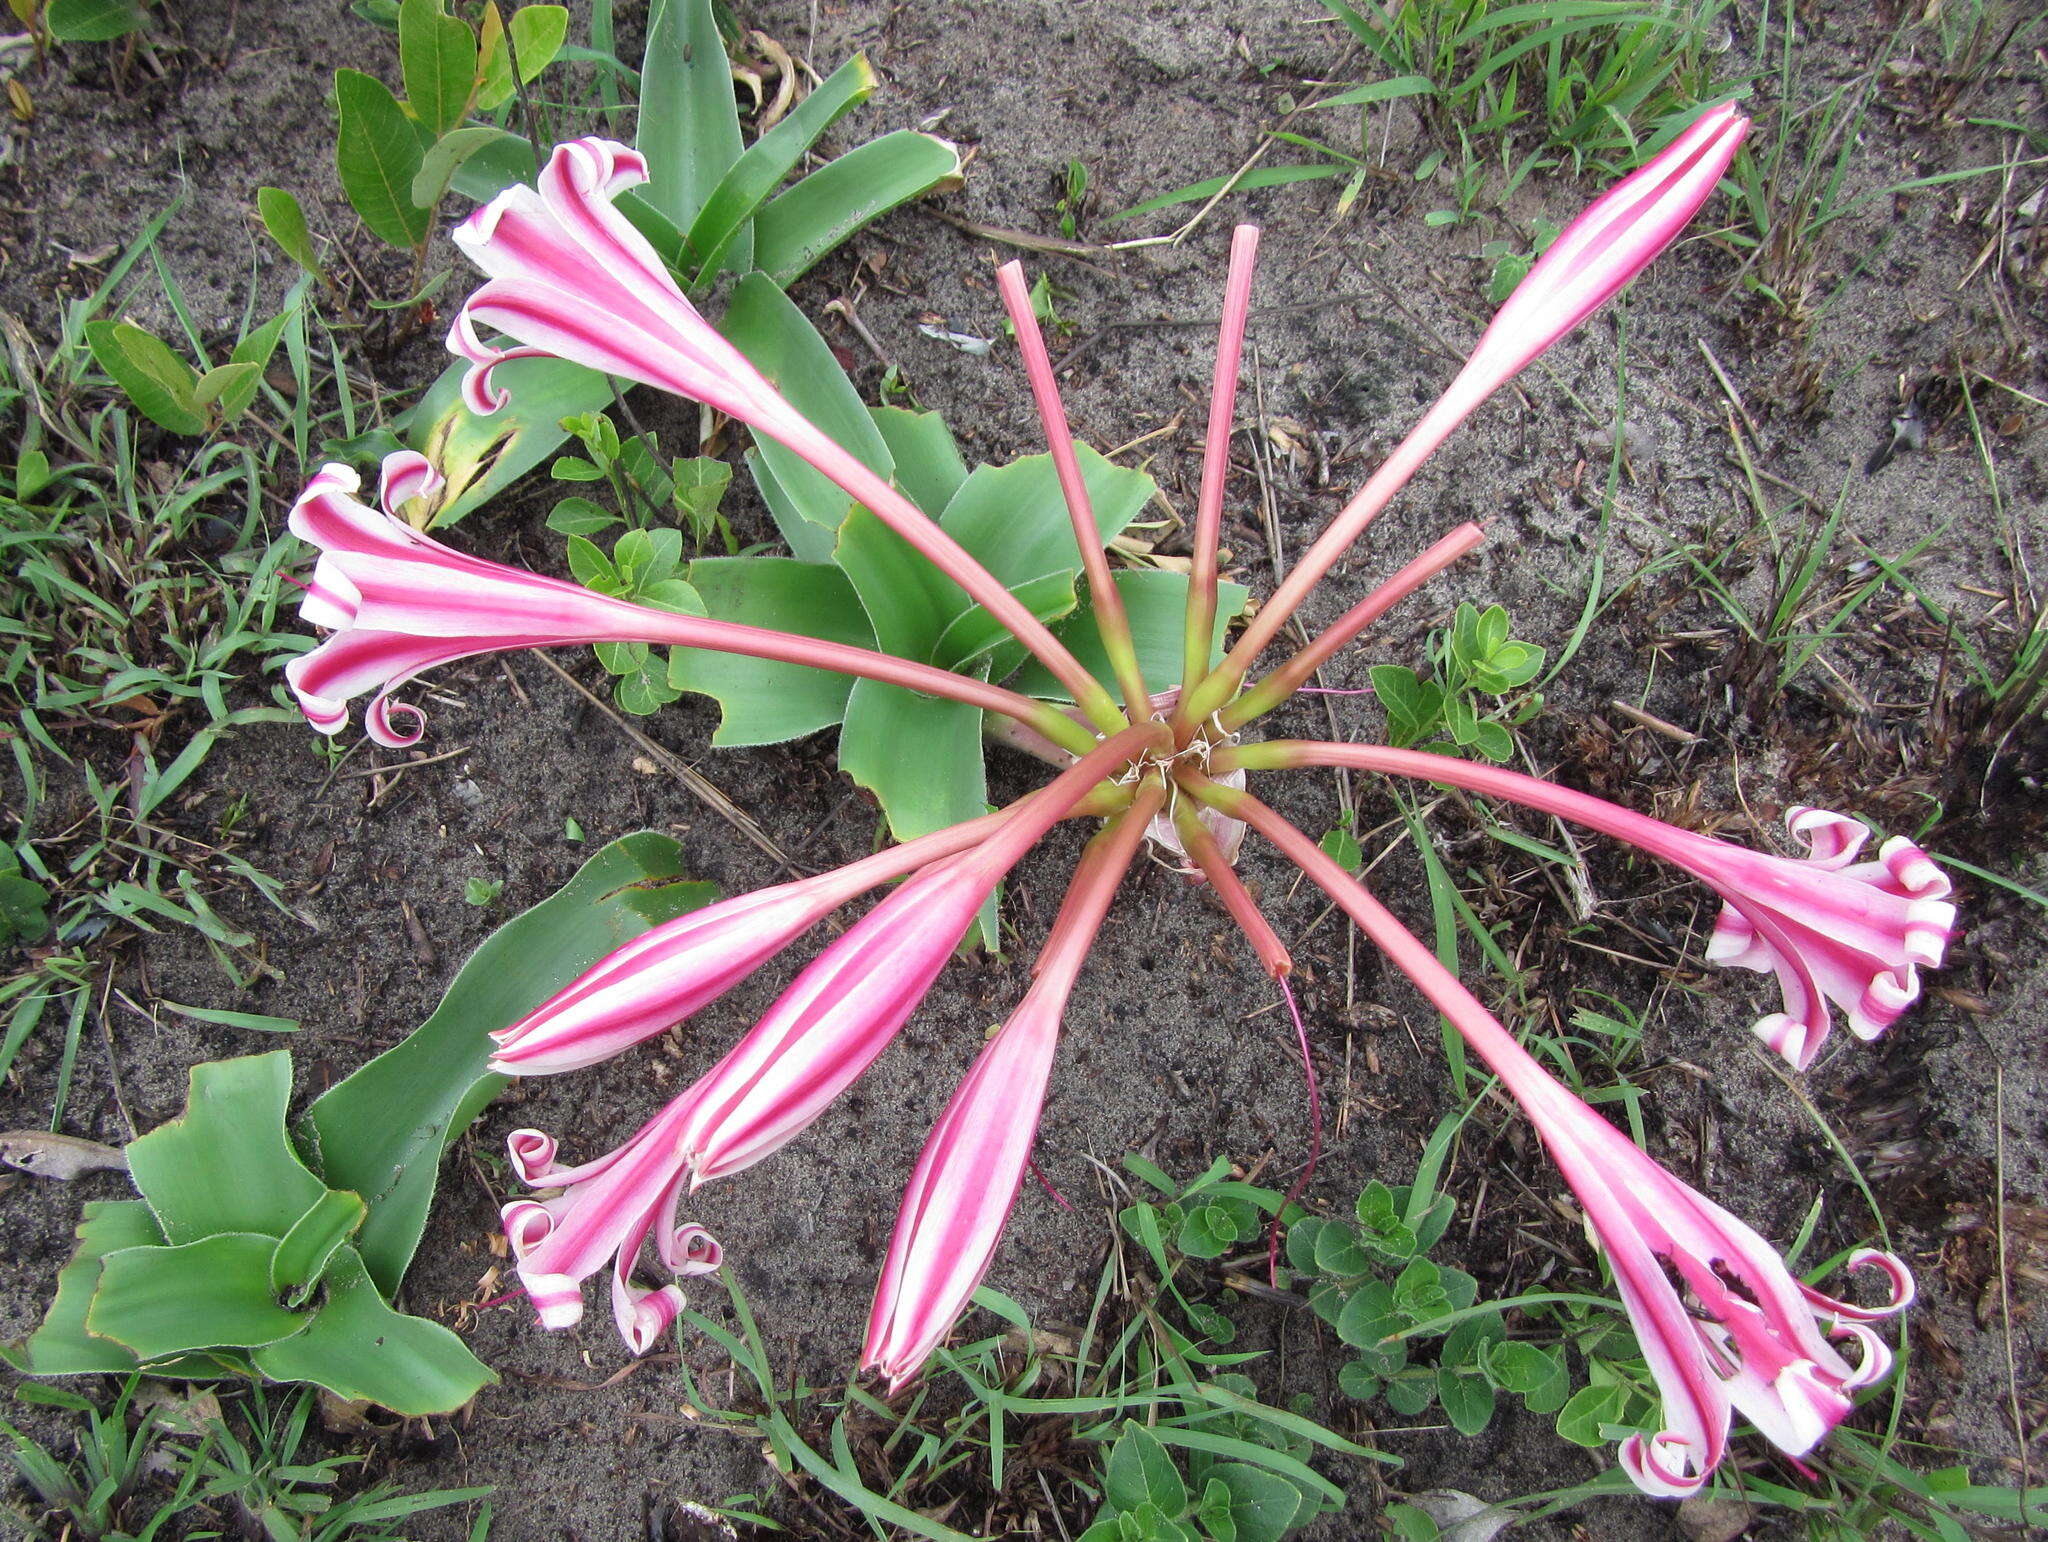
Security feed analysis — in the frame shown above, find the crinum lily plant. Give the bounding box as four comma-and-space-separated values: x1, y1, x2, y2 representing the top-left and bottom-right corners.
282, 104, 1957, 1499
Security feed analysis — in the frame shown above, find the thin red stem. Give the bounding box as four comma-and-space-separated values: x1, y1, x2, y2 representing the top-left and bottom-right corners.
1267, 972, 1321, 1287
1219, 523, 1486, 730
1178, 225, 1261, 719
996, 262, 1151, 717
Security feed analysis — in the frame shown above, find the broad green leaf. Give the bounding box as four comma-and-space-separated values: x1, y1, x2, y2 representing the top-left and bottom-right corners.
1104, 1422, 1186, 1517
684, 52, 877, 281
399, 0, 478, 135
1214, 1463, 1307, 1542
508, 3, 569, 82
124, 1052, 326, 1244
871, 406, 968, 517
447, 126, 538, 202
21, 1201, 163, 1375
837, 679, 985, 844
754, 130, 964, 286
833, 508, 968, 658
270, 1189, 368, 1305
257, 187, 322, 275
193, 362, 259, 416
46, 0, 148, 41
1012, 570, 1247, 700
403, 354, 614, 526
84, 321, 204, 436
334, 68, 432, 249
412, 124, 507, 208
939, 447, 1152, 587
301, 833, 718, 1294
933, 571, 1077, 671
669, 558, 875, 745
637, 0, 744, 243
89, 1234, 309, 1358
1555, 1381, 1628, 1447
1436, 1366, 1497, 1436
254, 1247, 494, 1415
746, 451, 834, 564
723, 274, 895, 552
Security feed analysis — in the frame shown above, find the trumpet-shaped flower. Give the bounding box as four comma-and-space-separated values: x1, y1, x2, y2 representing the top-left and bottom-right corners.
499, 1104, 722, 1353
862, 794, 1160, 1388
1220, 742, 1955, 1072
1521, 1072, 1911, 1496
286, 451, 1076, 748
1208, 787, 1915, 1499
490, 812, 1007, 1075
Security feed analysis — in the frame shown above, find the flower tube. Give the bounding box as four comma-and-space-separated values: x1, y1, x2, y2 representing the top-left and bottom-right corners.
862, 783, 1165, 1389
449, 136, 1124, 729
1189, 779, 1913, 1498
1222, 741, 1956, 1070
1181, 104, 1749, 723
284, 452, 1095, 753
491, 810, 1012, 1074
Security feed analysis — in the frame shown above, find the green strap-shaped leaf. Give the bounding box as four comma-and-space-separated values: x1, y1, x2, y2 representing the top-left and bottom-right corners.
753, 131, 964, 287
334, 68, 433, 249
21, 1201, 163, 1375
270, 1189, 369, 1306
253, 1248, 495, 1415
637, 0, 744, 244
684, 52, 877, 283
832, 508, 968, 659
1010, 569, 1250, 699
398, 0, 478, 136
933, 571, 1078, 673
722, 274, 896, 551
89, 1234, 310, 1359
301, 833, 718, 1295
837, 678, 986, 845
124, 1052, 326, 1244
871, 406, 969, 518
669, 558, 876, 745
402, 353, 615, 527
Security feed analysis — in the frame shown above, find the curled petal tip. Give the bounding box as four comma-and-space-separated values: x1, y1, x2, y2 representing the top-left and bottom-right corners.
1618, 1432, 1706, 1499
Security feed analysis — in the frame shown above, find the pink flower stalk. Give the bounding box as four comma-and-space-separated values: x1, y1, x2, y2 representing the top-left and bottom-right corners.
862, 786, 1165, 1390
285, 451, 1091, 751
450, 137, 1123, 726
499, 725, 1161, 1349
490, 810, 1011, 1074
1187, 104, 1750, 720
1223, 742, 1956, 1072
1201, 783, 1914, 1498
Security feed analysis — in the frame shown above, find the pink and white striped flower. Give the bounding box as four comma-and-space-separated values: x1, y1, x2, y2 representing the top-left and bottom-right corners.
499, 729, 1161, 1349
491, 811, 1008, 1076
448, 138, 804, 429
1519, 1071, 1912, 1497
1222, 743, 1957, 1072
500, 1102, 722, 1353
861, 790, 1161, 1389
285, 450, 1085, 750
1216, 789, 1915, 1500
1699, 807, 1955, 1071
862, 985, 1060, 1391
284, 453, 702, 747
